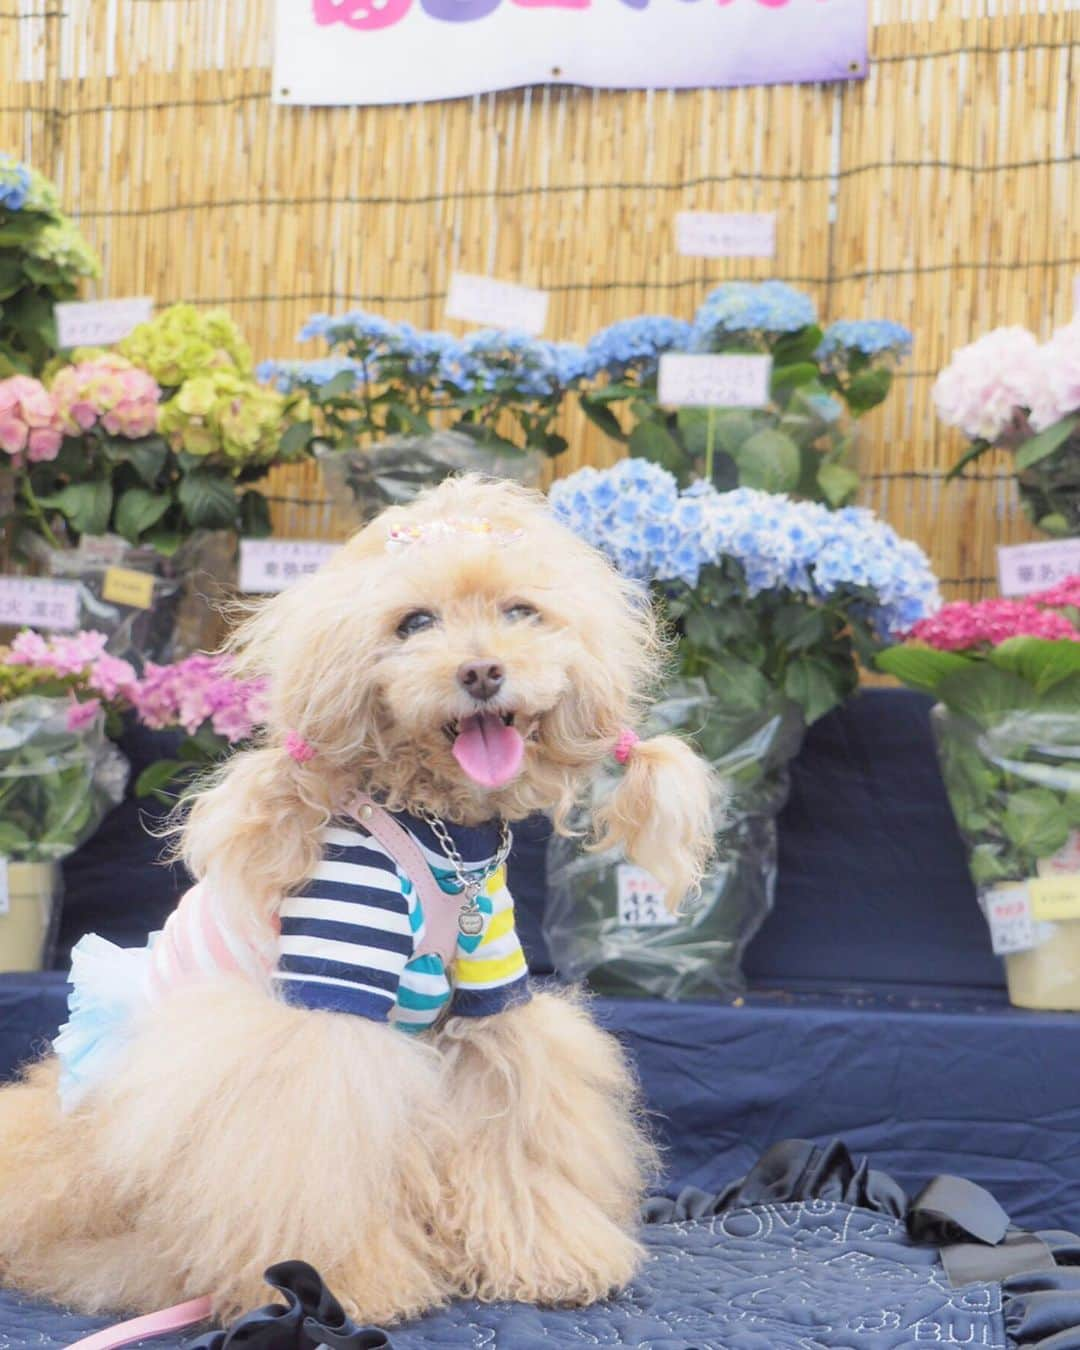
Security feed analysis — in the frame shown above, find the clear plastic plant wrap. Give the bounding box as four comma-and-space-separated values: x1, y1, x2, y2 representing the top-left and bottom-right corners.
0, 694, 128, 970
317, 432, 543, 525
545, 679, 805, 1000
27, 531, 234, 663
879, 586, 1080, 1009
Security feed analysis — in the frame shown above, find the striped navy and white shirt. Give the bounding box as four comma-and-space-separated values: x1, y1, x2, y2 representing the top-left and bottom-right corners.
274, 811, 530, 1032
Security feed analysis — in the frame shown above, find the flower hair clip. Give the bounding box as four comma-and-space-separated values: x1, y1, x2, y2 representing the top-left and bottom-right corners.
386, 516, 524, 553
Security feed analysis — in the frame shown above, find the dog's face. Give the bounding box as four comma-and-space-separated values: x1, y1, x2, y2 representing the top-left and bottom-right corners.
247, 477, 657, 825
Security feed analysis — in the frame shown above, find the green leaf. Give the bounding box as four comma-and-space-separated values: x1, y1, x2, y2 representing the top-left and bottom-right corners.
144, 527, 182, 557
946, 438, 994, 480
239, 488, 272, 538
988, 637, 1080, 693
783, 656, 844, 724
770, 326, 823, 365
125, 436, 169, 487
134, 759, 186, 799
770, 362, 820, 400
817, 461, 861, 506
1003, 787, 1072, 859
316, 371, 361, 403
701, 654, 771, 715
114, 487, 171, 544
732, 427, 801, 494
542, 432, 569, 458
279, 420, 314, 458
1014, 415, 1079, 470
876, 644, 974, 692
1037, 512, 1072, 537
579, 396, 626, 442
37, 481, 113, 537
177, 471, 238, 530
628, 419, 685, 475
582, 383, 637, 405
969, 844, 1014, 886
935, 664, 1036, 724
842, 368, 893, 417
771, 606, 828, 650
0, 821, 30, 856
0, 256, 24, 300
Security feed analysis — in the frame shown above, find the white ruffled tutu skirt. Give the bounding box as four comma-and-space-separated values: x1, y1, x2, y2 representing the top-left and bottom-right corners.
53, 932, 158, 1112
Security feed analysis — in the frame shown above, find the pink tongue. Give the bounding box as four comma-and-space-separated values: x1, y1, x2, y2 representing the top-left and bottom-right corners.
452, 713, 525, 788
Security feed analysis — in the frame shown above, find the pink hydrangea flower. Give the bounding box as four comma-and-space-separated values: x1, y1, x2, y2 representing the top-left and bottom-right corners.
51, 355, 161, 441
0, 375, 64, 463
131, 654, 265, 744
8, 629, 135, 698
909, 596, 1080, 651
65, 698, 102, 733
1029, 575, 1080, 610
932, 327, 1045, 442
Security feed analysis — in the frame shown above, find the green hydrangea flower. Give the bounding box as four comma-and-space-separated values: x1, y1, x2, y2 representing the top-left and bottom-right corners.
22, 167, 61, 216
28, 217, 101, 279
159, 368, 285, 467
119, 304, 253, 388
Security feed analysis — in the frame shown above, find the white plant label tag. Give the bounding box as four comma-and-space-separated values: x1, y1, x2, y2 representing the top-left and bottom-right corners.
997, 539, 1080, 596
616, 864, 678, 928
676, 211, 776, 259
0, 577, 80, 631
55, 297, 153, 348
658, 353, 772, 408
445, 273, 549, 336
983, 883, 1037, 955
238, 539, 338, 593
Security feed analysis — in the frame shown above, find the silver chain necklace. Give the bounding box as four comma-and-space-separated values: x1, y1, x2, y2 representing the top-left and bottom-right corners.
419, 809, 512, 936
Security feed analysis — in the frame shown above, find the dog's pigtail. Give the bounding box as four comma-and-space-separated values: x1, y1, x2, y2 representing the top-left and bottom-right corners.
181, 743, 339, 939
591, 733, 718, 912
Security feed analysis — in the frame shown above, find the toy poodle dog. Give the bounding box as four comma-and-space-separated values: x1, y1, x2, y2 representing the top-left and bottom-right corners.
0, 474, 715, 1327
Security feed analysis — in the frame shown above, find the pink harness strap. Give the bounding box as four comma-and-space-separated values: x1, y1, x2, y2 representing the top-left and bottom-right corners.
66, 1296, 213, 1349
348, 793, 462, 965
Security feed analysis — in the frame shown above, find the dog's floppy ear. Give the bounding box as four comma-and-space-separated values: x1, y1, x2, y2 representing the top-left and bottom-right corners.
591, 733, 718, 911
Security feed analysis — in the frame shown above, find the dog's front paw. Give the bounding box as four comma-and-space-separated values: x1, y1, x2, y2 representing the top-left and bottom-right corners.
465, 1224, 642, 1308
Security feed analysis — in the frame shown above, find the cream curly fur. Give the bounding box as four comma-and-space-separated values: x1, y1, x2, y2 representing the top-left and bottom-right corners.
0, 475, 715, 1323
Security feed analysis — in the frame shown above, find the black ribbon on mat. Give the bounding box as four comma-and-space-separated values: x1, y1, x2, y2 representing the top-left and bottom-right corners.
186, 1262, 393, 1350
908, 1174, 1057, 1287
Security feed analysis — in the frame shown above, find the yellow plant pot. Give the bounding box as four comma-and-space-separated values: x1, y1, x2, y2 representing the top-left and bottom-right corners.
1005, 921, 1080, 1011
0, 862, 61, 974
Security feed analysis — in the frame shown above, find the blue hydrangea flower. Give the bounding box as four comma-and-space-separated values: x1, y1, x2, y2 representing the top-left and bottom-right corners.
0, 155, 31, 212
256, 357, 363, 393
440, 329, 563, 400
550, 462, 940, 636
690, 282, 817, 351
584, 317, 692, 380
816, 320, 913, 364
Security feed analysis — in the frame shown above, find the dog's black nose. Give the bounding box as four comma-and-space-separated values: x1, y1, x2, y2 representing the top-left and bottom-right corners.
457, 661, 505, 701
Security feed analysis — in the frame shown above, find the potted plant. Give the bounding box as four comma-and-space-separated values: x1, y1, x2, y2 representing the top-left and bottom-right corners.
576, 288, 911, 507
1, 306, 308, 660
0, 630, 133, 970
878, 579, 1080, 1009
936, 320, 1080, 536
260, 310, 585, 522
545, 457, 940, 999
0, 154, 100, 375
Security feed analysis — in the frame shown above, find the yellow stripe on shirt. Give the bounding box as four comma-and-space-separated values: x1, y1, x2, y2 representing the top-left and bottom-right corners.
455, 948, 528, 988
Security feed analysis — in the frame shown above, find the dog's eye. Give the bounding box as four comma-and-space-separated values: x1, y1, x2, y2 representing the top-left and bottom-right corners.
503, 603, 539, 624
396, 610, 438, 639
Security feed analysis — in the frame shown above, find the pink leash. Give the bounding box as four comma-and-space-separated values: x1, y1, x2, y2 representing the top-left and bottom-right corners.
66, 1296, 213, 1348
63, 796, 459, 1348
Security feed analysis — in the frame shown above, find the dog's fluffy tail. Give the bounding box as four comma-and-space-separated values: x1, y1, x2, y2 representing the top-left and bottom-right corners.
591, 733, 719, 911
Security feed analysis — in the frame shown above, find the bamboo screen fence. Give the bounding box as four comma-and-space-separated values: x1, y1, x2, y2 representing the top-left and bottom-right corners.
2, 0, 1078, 597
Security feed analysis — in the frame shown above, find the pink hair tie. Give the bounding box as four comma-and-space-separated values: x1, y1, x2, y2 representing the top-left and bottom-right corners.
284, 731, 315, 763
613, 728, 640, 765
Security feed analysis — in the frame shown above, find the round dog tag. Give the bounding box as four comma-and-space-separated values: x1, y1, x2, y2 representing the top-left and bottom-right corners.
458, 907, 485, 937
